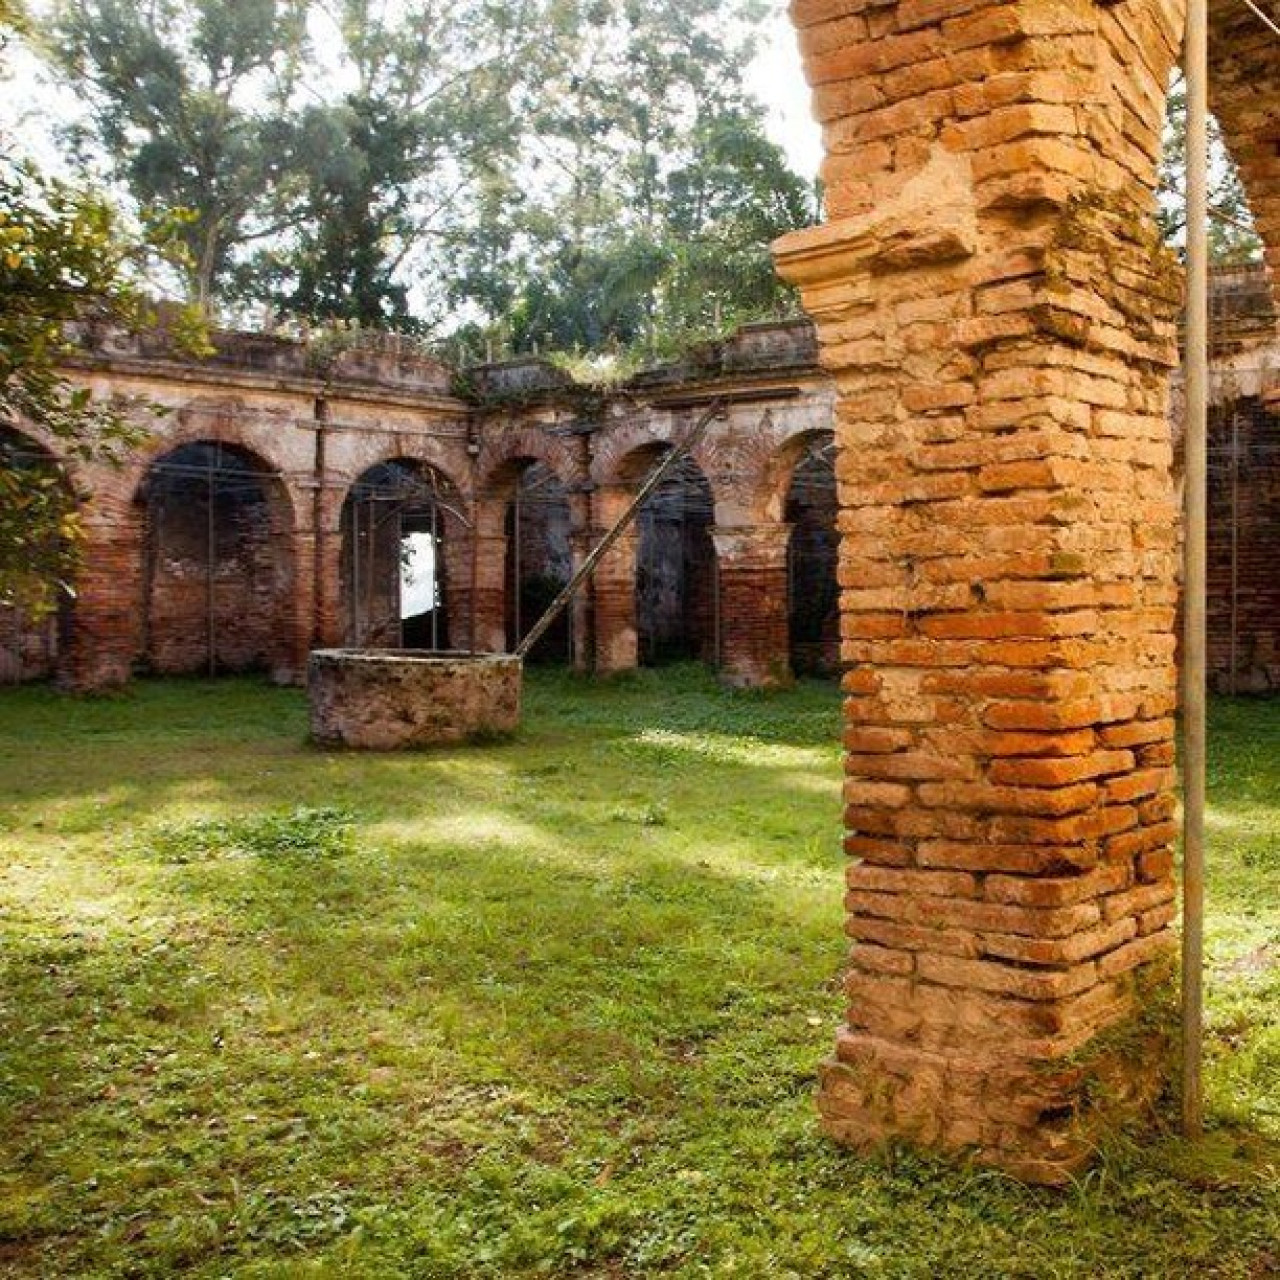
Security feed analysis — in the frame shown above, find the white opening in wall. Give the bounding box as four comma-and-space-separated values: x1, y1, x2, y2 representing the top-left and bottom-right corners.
400, 532, 438, 622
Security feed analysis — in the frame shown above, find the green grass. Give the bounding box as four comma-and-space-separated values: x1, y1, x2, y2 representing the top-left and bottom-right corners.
0, 668, 1276, 1279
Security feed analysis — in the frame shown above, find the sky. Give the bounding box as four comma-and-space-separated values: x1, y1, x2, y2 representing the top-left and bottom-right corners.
747, 8, 825, 179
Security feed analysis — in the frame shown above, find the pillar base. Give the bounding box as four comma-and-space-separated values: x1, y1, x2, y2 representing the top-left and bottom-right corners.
816, 952, 1177, 1185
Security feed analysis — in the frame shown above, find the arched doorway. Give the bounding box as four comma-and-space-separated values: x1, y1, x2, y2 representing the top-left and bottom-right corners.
0, 426, 73, 684
785, 434, 838, 677
635, 452, 717, 667
504, 461, 573, 662
136, 441, 293, 677
341, 459, 461, 650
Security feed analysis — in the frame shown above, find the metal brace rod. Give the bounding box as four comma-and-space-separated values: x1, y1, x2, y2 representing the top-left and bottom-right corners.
515, 398, 727, 660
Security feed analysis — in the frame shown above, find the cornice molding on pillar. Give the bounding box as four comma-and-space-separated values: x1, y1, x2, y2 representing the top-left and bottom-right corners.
774, 150, 979, 301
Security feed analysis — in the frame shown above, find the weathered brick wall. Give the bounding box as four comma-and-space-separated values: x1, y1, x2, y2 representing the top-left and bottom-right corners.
778, 0, 1194, 1182
5, 281, 1277, 698
1208, 398, 1280, 692
1210, 0, 1280, 293
1200, 267, 1280, 693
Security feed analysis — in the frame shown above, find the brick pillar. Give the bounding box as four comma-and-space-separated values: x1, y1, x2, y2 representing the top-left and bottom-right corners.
439, 508, 478, 654
470, 499, 509, 655
712, 523, 793, 689
267, 482, 309, 685
777, 0, 1184, 1183
60, 516, 142, 690
310, 483, 345, 650
591, 486, 639, 674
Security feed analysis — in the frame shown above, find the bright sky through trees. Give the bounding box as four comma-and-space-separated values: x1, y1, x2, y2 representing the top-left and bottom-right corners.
747, 8, 822, 178
4, 2, 823, 180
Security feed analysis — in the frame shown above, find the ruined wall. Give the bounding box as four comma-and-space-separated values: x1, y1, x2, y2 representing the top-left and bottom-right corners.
5, 318, 839, 690
1208, 398, 1280, 693
1203, 267, 1280, 693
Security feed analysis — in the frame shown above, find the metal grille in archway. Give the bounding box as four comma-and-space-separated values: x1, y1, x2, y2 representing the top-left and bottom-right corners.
505, 462, 574, 662
786, 434, 839, 677
1208, 395, 1280, 693
636, 453, 717, 667
341, 460, 460, 650
137, 441, 287, 677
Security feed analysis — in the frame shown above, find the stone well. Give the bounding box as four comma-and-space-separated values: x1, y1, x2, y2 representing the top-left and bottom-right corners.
308, 650, 522, 750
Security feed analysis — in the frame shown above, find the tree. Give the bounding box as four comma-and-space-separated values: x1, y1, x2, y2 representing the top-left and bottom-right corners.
1, 5, 196, 615
50, 0, 308, 313
450, 0, 818, 359
40, 0, 815, 353
1158, 78, 1262, 264
253, 0, 538, 331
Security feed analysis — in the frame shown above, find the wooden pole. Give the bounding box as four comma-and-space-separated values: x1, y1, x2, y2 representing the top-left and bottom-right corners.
1182, 0, 1209, 1140
516, 400, 726, 661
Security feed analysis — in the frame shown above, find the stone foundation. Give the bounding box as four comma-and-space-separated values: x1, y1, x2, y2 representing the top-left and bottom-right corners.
308, 650, 522, 750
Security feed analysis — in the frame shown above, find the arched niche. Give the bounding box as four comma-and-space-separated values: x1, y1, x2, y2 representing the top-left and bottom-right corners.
340, 459, 463, 650
134, 440, 295, 677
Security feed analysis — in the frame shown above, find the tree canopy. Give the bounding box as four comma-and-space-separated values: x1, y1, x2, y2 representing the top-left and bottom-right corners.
1, 1, 198, 615
39, 0, 818, 355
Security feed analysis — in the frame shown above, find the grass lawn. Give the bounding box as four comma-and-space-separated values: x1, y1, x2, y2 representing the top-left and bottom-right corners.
0, 667, 1277, 1279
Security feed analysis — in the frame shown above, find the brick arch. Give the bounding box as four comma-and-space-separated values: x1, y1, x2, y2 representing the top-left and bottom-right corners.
1209, 0, 1280, 295
336, 454, 466, 516
476, 425, 576, 500
113, 401, 302, 530
130, 437, 301, 680
327, 436, 471, 519
592, 415, 685, 489
778, 0, 1195, 1182
337, 456, 467, 651
757, 425, 837, 525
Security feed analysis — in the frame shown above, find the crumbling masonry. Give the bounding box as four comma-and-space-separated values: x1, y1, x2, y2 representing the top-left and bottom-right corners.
775, 0, 1280, 1180
0, 320, 838, 690
2, 0, 1279, 1184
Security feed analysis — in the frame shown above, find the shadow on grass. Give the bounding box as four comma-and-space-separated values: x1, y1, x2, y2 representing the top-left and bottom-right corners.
3, 675, 1280, 1278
